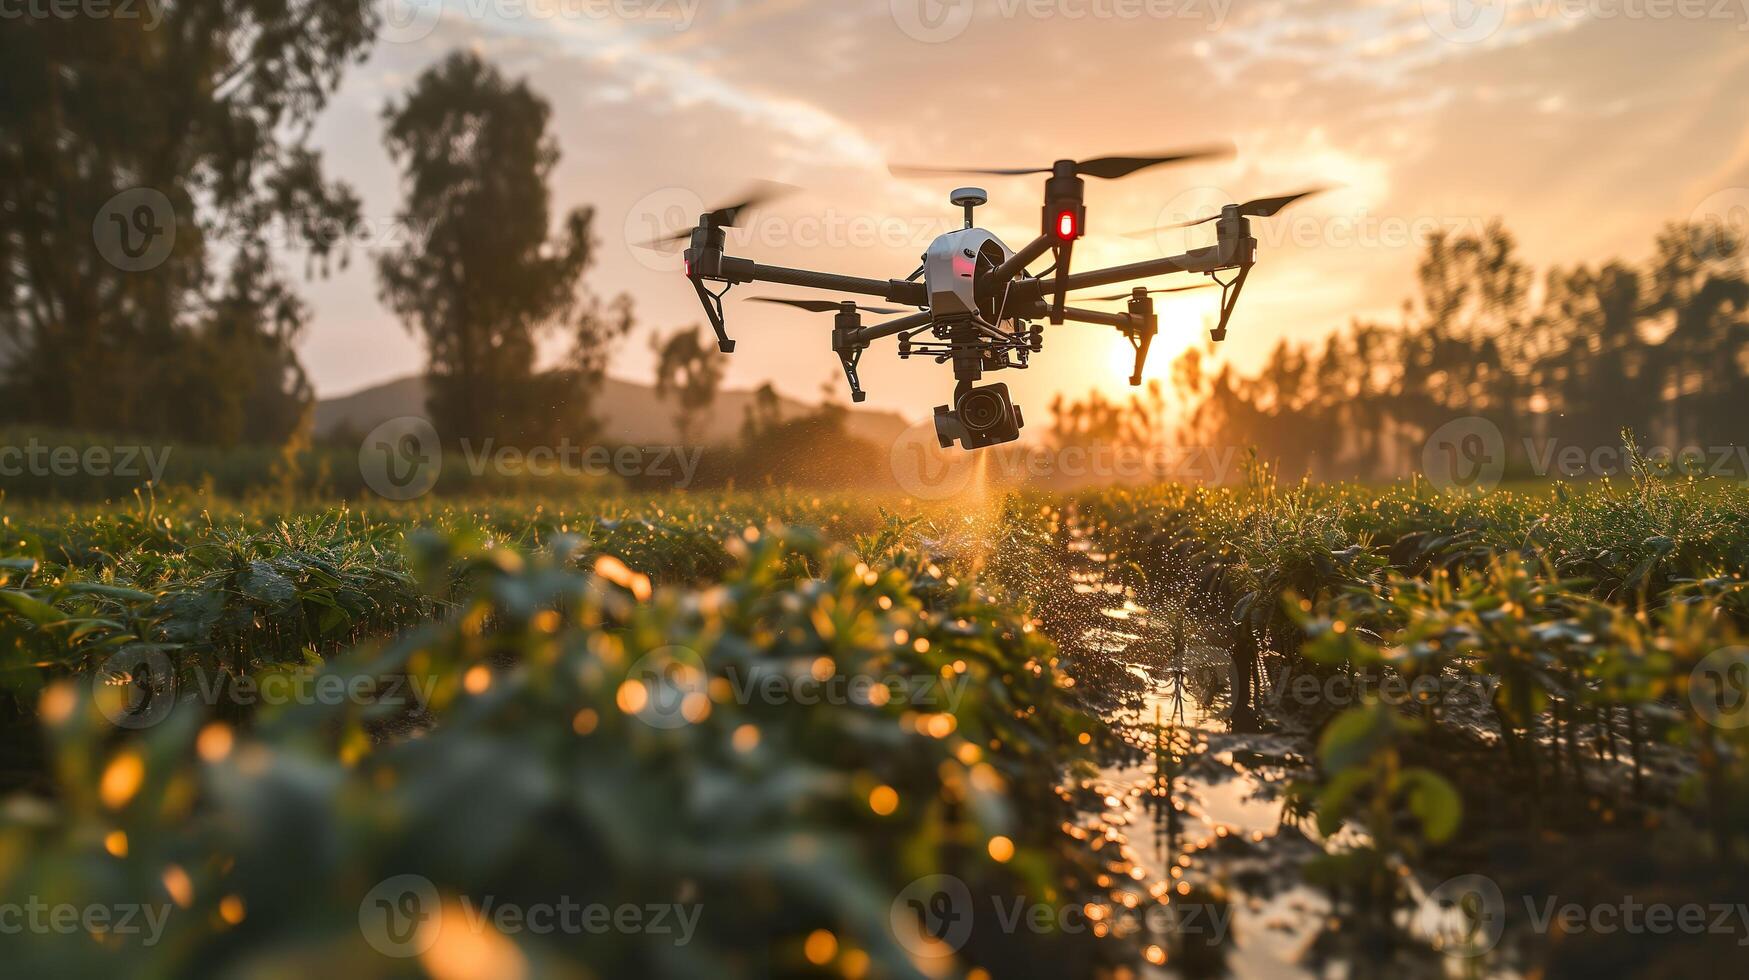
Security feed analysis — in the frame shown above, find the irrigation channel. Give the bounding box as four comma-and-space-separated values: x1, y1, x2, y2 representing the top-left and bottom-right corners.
1039, 513, 1490, 979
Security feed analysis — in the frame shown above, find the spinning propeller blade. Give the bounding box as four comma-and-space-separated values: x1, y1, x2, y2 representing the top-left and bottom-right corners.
1079, 283, 1218, 302
1126, 187, 1333, 235
889, 144, 1232, 180
635, 181, 796, 249
748, 296, 905, 315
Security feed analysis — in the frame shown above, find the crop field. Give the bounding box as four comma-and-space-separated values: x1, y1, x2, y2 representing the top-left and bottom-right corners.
3, 449, 1747, 979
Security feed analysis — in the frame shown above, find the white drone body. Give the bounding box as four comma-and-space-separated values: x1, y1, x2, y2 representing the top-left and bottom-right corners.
671, 149, 1310, 449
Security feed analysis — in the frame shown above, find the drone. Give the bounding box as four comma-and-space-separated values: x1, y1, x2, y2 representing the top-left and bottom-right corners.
644, 146, 1324, 450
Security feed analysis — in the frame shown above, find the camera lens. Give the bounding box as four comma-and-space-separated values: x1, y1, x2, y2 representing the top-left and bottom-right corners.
959, 388, 1005, 431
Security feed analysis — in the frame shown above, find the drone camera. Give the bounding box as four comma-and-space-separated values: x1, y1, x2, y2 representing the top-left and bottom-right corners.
933, 382, 1024, 451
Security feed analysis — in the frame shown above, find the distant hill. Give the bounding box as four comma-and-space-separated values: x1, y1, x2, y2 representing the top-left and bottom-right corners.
313, 374, 913, 448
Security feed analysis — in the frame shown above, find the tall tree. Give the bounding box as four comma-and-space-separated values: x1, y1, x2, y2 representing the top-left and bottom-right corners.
378, 51, 621, 447
651, 326, 724, 445
0, 0, 373, 442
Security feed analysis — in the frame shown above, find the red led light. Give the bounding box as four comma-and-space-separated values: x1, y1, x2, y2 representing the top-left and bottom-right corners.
683, 258, 691, 277
1055, 211, 1078, 241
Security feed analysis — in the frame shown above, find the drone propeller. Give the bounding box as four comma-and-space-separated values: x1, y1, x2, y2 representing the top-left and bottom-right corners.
1127, 187, 1332, 235
636, 181, 795, 249
748, 296, 906, 315
889, 144, 1232, 181
1079, 283, 1218, 302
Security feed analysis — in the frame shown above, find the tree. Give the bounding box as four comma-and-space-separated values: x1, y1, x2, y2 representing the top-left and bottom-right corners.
1163, 219, 1749, 481
651, 326, 725, 445
0, 0, 373, 443
377, 51, 625, 447
740, 382, 784, 444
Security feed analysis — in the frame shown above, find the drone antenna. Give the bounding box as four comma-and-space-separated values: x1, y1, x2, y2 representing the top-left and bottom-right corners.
951, 187, 988, 230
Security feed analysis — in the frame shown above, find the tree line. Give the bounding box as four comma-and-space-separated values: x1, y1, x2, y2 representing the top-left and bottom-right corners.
1048, 220, 1749, 482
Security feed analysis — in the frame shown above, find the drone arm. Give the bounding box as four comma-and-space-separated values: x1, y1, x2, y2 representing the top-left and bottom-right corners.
748, 263, 929, 305
1046, 305, 1134, 329
1008, 241, 1242, 304
991, 234, 1056, 285
848, 309, 935, 345
693, 251, 928, 305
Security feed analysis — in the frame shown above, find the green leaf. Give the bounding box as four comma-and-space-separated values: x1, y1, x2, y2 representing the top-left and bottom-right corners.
0, 589, 62, 626
64, 582, 157, 603
1398, 767, 1462, 843
1318, 704, 1393, 773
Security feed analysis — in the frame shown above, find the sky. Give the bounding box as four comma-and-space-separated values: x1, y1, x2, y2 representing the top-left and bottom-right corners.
293, 0, 1749, 423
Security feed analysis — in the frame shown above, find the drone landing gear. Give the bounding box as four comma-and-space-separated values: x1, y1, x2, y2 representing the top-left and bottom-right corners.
1209, 266, 1250, 343
834, 336, 867, 403
690, 278, 736, 353
1122, 290, 1159, 386
831, 305, 875, 402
